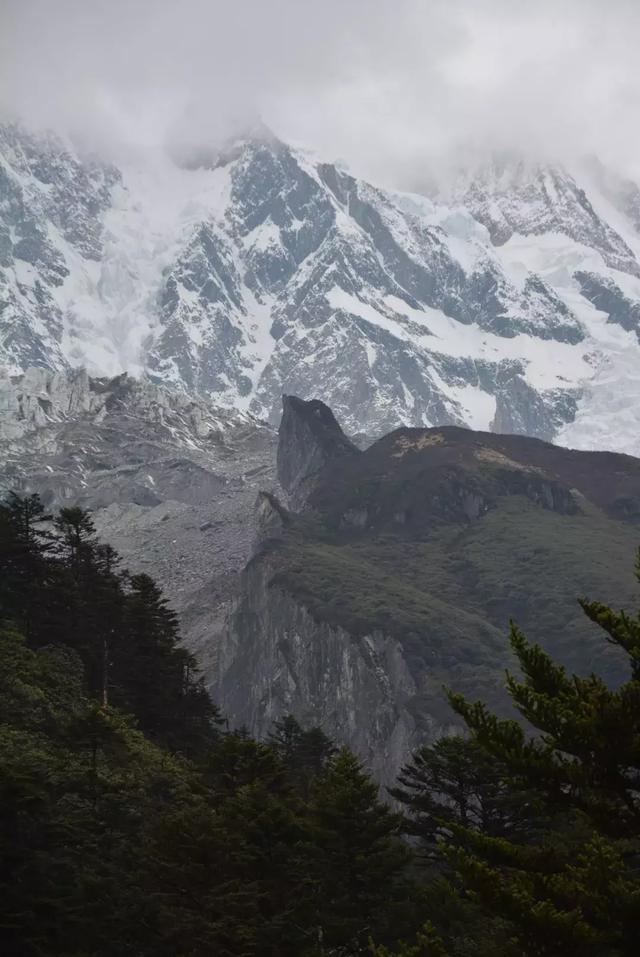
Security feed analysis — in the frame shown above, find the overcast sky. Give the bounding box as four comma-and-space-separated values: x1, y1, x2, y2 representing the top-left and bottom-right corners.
2, 0, 639, 184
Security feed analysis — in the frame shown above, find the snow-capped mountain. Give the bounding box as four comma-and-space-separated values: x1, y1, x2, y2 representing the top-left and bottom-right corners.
2, 121, 640, 451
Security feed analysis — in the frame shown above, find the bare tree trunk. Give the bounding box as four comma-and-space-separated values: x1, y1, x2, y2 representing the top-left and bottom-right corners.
102, 637, 109, 708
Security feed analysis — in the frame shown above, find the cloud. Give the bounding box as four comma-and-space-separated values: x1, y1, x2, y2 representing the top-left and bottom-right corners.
2, 0, 640, 183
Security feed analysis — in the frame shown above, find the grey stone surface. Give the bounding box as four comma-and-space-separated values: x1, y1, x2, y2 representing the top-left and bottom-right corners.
0, 366, 277, 684
215, 554, 432, 786
575, 270, 640, 339
277, 395, 360, 509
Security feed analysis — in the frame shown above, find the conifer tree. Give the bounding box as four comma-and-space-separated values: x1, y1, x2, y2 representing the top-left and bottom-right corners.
119, 572, 220, 753
152, 730, 312, 956
391, 736, 536, 860
0, 491, 54, 640
52, 505, 115, 689
269, 714, 337, 795
370, 921, 450, 957
437, 552, 640, 955
307, 747, 411, 952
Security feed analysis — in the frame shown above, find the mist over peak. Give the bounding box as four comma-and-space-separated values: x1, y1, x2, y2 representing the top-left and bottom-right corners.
3, 0, 640, 189
168, 119, 283, 172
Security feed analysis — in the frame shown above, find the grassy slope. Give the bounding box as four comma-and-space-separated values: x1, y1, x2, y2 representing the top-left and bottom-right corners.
272, 496, 638, 728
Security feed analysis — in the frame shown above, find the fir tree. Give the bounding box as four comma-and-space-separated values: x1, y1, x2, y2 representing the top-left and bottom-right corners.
438, 553, 640, 955
119, 572, 220, 753
307, 747, 411, 952
391, 736, 537, 861
0, 491, 54, 640
269, 713, 337, 795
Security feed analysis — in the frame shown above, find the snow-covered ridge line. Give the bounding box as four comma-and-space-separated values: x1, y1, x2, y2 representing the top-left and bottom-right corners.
2, 121, 640, 452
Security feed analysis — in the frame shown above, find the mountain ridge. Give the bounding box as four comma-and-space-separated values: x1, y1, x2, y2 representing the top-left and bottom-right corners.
2, 120, 640, 451
215, 395, 640, 781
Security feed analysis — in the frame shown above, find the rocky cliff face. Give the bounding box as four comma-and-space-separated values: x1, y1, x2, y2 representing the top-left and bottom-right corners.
4, 120, 640, 453
216, 397, 640, 782
277, 394, 360, 509
215, 552, 433, 783
0, 367, 277, 677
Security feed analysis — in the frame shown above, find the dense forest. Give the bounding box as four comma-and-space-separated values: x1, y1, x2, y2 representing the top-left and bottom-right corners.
1, 492, 639, 956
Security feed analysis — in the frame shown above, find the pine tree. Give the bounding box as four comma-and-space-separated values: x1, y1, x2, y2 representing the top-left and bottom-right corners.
269, 714, 337, 795
437, 553, 640, 955
370, 922, 450, 957
2, 492, 433, 955
0, 491, 54, 640
391, 736, 538, 862
119, 573, 220, 753
0, 625, 190, 957
268, 713, 304, 762
52, 505, 116, 690
1, 494, 219, 752
306, 747, 412, 952
152, 731, 312, 956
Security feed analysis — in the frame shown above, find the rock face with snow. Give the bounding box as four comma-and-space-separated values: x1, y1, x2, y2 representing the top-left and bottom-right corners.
445, 155, 640, 276
0, 366, 277, 680
0, 125, 120, 371
2, 121, 640, 451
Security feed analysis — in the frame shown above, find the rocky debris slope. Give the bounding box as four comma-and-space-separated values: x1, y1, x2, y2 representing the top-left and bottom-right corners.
215, 396, 640, 783
3, 121, 640, 450
0, 366, 277, 678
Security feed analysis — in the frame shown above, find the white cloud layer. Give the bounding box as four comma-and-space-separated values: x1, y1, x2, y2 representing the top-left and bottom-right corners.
2, 0, 639, 184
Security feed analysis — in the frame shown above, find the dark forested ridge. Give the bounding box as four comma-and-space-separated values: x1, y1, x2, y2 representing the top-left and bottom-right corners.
1, 492, 640, 956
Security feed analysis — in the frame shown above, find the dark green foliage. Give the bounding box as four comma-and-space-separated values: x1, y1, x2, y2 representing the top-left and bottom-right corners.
370, 921, 449, 957
390, 737, 533, 857
0, 627, 415, 955
391, 551, 640, 956
147, 732, 312, 957
0, 492, 220, 753
305, 748, 413, 952
0, 627, 192, 957
6, 488, 640, 955
0, 495, 422, 955
0, 491, 55, 639
268, 713, 337, 795
118, 572, 216, 753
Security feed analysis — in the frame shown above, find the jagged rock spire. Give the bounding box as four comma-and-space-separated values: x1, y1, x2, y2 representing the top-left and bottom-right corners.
277, 395, 360, 510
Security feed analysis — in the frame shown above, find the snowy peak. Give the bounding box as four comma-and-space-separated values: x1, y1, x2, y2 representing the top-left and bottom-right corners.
2, 122, 640, 453
444, 154, 640, 277
0, 123, 119, 261
0, 123, 121, 372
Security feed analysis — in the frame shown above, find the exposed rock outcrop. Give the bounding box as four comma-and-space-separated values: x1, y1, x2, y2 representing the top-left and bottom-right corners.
277, 395, 360, 509
215, 553, 439, 785
254, 490, 290, 544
